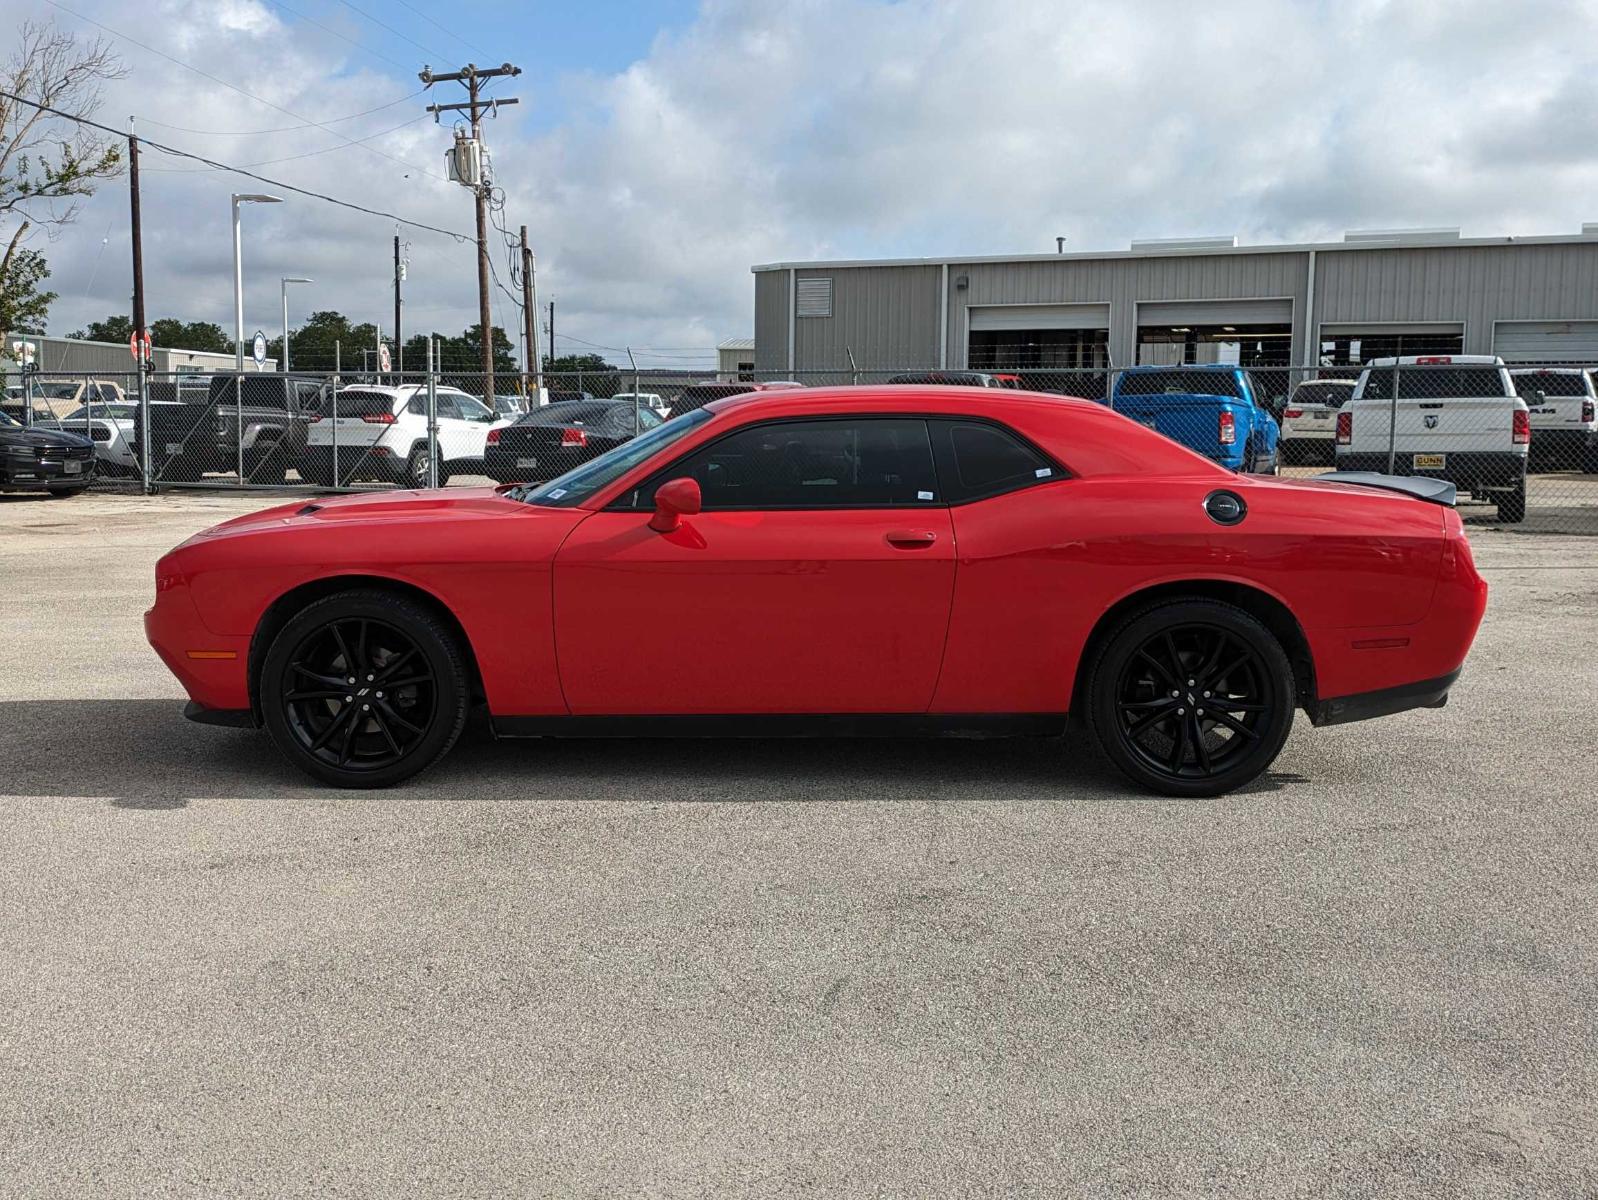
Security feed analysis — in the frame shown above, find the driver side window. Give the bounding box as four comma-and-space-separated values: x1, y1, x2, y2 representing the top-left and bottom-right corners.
626, 418, 939, 510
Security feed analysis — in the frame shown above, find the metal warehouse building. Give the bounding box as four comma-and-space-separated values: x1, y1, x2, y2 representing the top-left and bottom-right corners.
751, 228, 1598, 378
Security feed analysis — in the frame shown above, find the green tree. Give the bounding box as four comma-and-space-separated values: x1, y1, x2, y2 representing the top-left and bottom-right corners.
150, 318, 231, 355
0, 244, 55, 333
71, 313, 132, 343
542, 352, 620, 397
0, 22, 124, 343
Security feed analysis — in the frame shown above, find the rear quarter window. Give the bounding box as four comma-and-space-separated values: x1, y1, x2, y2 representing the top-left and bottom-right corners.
932, 420, 1059, 503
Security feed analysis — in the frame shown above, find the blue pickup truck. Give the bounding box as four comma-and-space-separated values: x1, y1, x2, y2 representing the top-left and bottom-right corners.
1109, 365, 1281, 474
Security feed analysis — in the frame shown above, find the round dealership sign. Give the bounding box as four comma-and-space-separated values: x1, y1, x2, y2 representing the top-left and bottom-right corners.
251, 330, 268, 368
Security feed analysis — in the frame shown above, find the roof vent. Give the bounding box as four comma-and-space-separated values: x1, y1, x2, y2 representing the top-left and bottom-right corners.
1343, 227, 1461, 244
1581, 224, 1598, 238
1129, 235, 1238, 252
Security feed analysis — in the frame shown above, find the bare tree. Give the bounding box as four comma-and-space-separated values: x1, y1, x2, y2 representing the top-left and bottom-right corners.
0, 21, 124, 335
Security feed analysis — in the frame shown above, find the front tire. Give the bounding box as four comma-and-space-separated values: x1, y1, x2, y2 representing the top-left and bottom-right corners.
259, 589, 469, 788
1087, 598, 1296, 797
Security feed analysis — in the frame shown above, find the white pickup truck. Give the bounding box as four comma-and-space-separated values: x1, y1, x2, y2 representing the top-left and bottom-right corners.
1510, 367, 1598, 473
1334, 355, 1530, 523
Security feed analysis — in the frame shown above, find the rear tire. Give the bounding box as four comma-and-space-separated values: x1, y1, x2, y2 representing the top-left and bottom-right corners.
1086, 598, 1296, 798
259, 589, 469, 789
1497, 478, 1527, 524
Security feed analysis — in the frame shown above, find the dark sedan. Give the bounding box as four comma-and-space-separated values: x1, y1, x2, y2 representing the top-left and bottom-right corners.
485, 399, 664, 483
0, 408, 96, 495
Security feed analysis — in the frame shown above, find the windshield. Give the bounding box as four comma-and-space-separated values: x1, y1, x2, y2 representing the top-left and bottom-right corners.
66, 403, 137, 420
0, 408, 18, 427
512, 408, 713, 507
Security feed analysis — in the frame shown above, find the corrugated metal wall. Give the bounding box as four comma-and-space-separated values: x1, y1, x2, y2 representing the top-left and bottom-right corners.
1315, 243, 1598, 353
794, 265, 941, 371
756, 241, 1598, 371
952, 253, 1306, 368
754, 271, 790, 373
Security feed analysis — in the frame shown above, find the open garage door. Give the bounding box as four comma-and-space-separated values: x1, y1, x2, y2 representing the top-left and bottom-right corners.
967, 303, 1109, 373
1319, 322, 1463, 365
1136, 298, 1293, 367
1493, 320, 1598, 363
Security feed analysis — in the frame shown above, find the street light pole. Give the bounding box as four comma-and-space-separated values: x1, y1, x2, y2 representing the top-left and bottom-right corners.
231, 193, 282, 371
281, 276, 312, 372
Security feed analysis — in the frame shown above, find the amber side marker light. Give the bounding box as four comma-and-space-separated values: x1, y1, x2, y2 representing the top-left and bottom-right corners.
185, 650, 239, 660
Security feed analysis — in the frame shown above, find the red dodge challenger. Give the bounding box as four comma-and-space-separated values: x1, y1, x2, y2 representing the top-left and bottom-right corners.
146, 386, 1487, 796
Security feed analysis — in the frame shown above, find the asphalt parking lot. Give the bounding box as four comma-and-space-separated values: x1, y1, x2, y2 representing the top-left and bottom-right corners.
3, 490, 1597, 1198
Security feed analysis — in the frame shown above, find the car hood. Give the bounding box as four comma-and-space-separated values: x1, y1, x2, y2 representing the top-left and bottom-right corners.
0, 425, 93, 449
192, 486, 541, 537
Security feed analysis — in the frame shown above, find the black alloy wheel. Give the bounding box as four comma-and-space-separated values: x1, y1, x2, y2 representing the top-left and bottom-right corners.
1088, 599, 1294, 797
260, 590, 468, 788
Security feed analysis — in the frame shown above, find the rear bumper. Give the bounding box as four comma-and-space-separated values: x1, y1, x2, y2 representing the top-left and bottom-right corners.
1335, 449, 1526, 491
1308, 669, 1459, 727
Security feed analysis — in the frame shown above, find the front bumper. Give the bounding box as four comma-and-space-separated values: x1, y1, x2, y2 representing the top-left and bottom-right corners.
1335, 449, 1526, 493
0, 447, 96, 489
144, 575, 252, 712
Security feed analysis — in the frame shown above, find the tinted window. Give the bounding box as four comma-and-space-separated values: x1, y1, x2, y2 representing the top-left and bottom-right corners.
1290, 382, 1355, 408
1513, 372, 1588, 398
931, 420, 1057, 502
527, 401, 620, 425
636, 419, 938, 510
1116, 370, 1243, 399
1362, 367, 1509, 400
336, 389, 399, 418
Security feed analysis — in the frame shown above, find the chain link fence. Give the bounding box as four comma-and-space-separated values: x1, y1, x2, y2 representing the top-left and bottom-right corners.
7, 358, 1596, 534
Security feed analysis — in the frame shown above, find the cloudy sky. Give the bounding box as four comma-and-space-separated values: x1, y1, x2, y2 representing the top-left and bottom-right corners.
7, 0, 1598, 369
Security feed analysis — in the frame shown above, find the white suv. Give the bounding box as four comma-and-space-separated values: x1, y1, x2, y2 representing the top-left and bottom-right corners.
1279, 378, 1355, 465
1335, 355, 1530, 522
303, 384, 511, 487
1510, 367, 1598, 473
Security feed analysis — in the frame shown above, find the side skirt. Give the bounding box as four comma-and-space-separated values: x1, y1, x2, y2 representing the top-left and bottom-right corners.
491, 713, 1069, 740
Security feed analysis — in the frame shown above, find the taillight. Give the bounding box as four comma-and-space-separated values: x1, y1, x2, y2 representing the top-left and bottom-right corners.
307, 412, 322, 423
1335, 411, 1352, 445
1283, 408, 1303, 419
1512, 408, 1530, 445
1584, 399, 1595, 424
561, 428, 588, 448
486, 427, 501, 445
360, 411, 396, 424
1218, 410, 1236, 445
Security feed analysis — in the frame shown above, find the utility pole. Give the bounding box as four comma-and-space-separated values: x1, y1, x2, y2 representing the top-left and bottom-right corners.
393, 234, 403, 375
128, 124, 146, 348
519, 224, 541, 400
128, 119, 150, 492
548, 298, 555, 364
420, 62, 521, 401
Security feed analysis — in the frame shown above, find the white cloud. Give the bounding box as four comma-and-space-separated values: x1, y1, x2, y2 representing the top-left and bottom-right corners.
19, 0, 1598, 368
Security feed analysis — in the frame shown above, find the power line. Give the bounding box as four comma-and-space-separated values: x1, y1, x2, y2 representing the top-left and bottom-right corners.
0, 89, 471, 242
141, 113, 430, 173
134, 89, 425, 136
390, 0, 494, 62
44, 0, 434, 178
336, 0, 446, 59
267, 0, 414, 73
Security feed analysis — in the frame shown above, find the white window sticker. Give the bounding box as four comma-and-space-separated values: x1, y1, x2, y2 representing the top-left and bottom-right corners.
1035, 467, 1053, 478
547, 488, 567, 498
917, 490, 934, 500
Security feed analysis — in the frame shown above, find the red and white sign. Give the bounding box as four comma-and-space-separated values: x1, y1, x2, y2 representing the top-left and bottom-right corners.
129, 330, 153, 364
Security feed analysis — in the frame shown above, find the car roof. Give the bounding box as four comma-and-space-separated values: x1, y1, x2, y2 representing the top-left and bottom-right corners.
1294, 378, 1357, 386
1122, 363, 1239, 372
1510, 365, 1588, 374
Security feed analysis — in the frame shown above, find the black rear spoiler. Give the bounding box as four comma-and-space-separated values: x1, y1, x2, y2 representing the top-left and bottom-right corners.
1313, 471, 1456, 507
